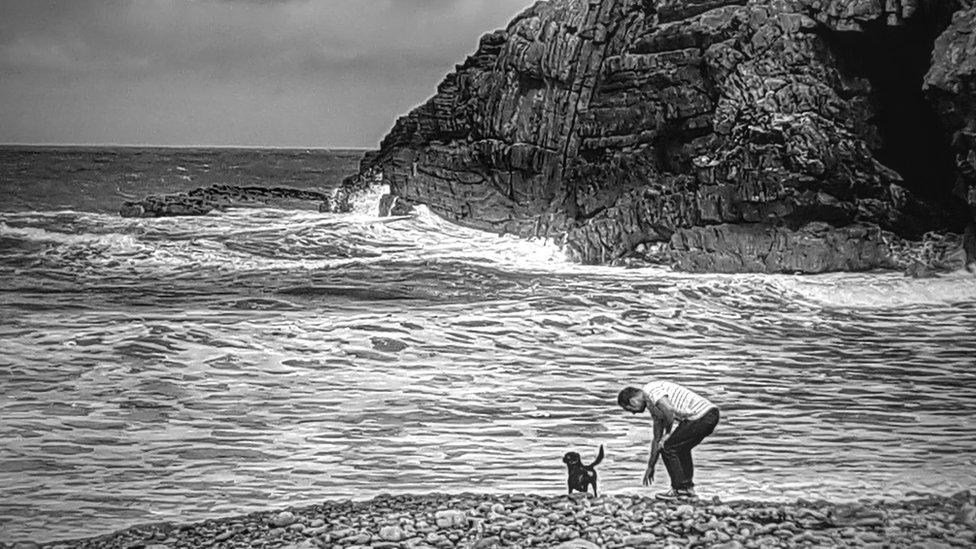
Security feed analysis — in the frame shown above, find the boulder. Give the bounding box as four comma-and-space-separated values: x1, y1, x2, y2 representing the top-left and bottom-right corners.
333, 0, 976, 272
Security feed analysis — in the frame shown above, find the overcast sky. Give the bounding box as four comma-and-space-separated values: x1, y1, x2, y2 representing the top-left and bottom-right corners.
0, 0, 531, 148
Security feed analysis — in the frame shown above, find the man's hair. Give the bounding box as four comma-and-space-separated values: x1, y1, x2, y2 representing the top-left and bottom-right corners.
617, 386, 643, 407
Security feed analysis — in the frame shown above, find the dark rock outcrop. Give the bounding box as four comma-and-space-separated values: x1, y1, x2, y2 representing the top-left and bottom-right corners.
925, 1, 976, 269
331, 0, 976, 273
669, 222, 897, 273
119, 185, 331, 218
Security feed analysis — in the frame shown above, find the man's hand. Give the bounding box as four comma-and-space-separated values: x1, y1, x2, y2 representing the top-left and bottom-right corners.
642, 465, 655, 486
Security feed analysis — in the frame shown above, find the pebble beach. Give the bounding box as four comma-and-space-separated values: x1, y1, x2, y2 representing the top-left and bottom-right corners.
13, 491, 976, 549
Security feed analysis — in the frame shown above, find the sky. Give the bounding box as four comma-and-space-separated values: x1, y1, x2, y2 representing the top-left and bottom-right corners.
0, 0, 532, 148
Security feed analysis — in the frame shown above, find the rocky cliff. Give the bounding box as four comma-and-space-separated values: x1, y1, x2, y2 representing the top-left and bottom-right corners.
330, 0, 976, 273
925, 1, 976, 267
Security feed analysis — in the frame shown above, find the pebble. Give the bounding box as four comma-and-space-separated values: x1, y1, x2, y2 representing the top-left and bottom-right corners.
553, 540, 600, 549
473, 536, 503, 548
712, 505, 734, 516
380, 525, 404, 541
280, 542, 318, 549
434, 509, 467, 529
343, 533, 370, 544
553, 526, 579, 541
623, 533, 658, 545
856, 531, 884, 543
958, 503, 976, 527
271, 510, 297, 527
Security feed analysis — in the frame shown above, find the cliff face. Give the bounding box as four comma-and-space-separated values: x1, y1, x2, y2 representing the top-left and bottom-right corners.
925, 2, 976, 265
336, 0, 976, 273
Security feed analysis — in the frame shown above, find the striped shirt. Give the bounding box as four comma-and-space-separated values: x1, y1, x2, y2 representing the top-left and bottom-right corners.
642, 380, 715, 421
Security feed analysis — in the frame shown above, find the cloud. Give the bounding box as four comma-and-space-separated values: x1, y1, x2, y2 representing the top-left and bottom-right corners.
0, 0, 532, 146
1, 0, 534, 78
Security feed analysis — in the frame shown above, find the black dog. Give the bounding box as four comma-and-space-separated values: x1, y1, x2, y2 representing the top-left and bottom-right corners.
562, 444, 605, 497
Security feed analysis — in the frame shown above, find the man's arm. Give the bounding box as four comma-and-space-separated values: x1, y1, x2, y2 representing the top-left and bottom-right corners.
656, 395, 676, 434
643, 408, 665, 485
643, 396, 677, 486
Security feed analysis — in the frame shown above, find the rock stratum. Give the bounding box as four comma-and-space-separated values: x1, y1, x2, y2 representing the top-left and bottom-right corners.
329, 0, 976, 273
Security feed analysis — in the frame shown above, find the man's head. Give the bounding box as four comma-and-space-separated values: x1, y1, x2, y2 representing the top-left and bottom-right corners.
617, 386, 646, 413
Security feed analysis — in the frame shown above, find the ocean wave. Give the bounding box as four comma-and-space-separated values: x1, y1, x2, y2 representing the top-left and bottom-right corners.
0, 208, 569, 311
0, 222, 145, 252
3, 208, 973, 314
774, 270, 976, 309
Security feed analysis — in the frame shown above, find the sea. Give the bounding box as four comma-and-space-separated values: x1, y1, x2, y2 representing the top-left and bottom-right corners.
2, 146, 976, 543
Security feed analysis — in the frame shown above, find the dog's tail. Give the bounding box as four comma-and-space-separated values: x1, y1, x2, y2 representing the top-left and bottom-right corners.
589, 444, 605, 468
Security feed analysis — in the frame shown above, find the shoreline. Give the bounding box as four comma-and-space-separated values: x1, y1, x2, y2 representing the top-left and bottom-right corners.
17, 491, 975, 549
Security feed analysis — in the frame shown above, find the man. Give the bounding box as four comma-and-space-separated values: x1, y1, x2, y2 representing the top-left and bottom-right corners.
617, 381, 720, 500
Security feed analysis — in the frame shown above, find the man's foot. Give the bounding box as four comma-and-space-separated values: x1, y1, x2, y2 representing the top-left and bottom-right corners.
655, 488, 697, 501
655, 489, 689, 501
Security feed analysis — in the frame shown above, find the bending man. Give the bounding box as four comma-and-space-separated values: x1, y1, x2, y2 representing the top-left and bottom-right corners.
617, 380, 720, 500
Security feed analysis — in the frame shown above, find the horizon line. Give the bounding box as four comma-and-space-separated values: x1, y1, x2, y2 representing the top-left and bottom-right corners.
0, 142, 375, 151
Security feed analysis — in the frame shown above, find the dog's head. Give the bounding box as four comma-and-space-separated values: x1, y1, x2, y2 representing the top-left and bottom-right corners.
562, 451, 582, 466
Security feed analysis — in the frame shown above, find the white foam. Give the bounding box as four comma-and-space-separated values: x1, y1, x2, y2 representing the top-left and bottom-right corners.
383, 204, 568, 270
316, 190, 570, 271
772, 270, 976, 309
348, 184, 391, 217
0, 222, 143, 251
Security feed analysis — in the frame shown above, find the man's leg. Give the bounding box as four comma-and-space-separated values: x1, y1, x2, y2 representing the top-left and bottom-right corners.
663, 436, 699, 490
661, 421, 701, 489
660, 443, 688, 490
678, 447, 694, 488
664, 409, 720, 490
